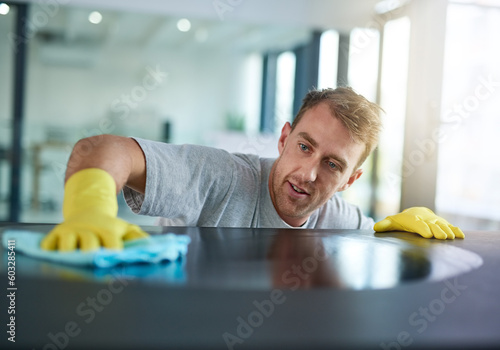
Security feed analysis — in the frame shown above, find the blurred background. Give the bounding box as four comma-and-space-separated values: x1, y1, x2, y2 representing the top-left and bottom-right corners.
0, 0, 499, 229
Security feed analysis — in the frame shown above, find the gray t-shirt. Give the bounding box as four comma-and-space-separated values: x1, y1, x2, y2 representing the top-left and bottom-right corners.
123, 138, 375, 229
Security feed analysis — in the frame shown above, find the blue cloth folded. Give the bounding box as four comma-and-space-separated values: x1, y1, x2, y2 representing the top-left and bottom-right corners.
2, 230, 190, 268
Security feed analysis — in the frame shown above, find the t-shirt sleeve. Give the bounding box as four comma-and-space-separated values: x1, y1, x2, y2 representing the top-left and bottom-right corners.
356, 209, 376, 230
122, 138, 237, 223
314, 194, 375, 230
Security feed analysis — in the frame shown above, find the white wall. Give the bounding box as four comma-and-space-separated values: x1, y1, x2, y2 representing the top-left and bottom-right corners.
24, 42, 255, 146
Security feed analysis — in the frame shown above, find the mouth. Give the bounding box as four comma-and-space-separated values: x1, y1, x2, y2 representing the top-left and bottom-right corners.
288, 181, 309, 196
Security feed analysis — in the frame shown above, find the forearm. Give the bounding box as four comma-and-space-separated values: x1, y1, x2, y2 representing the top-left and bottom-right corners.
65, 135, 146, 194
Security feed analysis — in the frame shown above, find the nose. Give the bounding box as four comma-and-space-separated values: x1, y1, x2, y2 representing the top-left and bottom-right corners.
298, 156, 319, 183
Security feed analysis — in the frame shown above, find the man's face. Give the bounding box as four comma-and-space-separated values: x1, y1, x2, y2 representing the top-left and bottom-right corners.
269, 102, 365, 227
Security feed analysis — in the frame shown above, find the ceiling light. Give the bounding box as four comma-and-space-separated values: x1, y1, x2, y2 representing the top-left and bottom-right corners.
88, 11, 102, 24
177, 18, 191, 32
0, 3, 10, 15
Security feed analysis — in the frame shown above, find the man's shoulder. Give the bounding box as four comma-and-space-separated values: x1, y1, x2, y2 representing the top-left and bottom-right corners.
319, 194, 355, 214
232, 153, 275, 173
313, 194, 374, 229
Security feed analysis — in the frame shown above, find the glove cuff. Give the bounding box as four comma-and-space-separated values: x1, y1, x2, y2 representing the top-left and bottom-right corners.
63, 168, 118, 219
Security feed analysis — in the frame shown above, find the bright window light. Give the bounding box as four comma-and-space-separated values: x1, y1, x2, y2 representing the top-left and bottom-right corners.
375, 16, 411, 219
274, 51, 296, 132
177, 19, 191, 32
88, 11, 102, 24
318, 30, 339, 90
436, 3, 500, 226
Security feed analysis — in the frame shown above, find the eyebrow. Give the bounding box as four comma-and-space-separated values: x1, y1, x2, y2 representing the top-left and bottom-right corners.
297, 132, 349, 171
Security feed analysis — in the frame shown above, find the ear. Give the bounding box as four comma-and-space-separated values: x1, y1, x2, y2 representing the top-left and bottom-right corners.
278, 122, 292, 155
338, 168, 363, 192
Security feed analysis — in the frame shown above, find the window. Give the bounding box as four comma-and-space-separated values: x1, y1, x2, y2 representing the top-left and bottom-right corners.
436, 2, 500, 229
318, 30, 339, 90
375, 16, 411, 219
274, 51, 296, 134
341, 26, 382, 216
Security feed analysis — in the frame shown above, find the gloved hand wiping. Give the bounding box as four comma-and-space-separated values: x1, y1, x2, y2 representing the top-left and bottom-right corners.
374, 207, 465, 240
41, 168, 149, 251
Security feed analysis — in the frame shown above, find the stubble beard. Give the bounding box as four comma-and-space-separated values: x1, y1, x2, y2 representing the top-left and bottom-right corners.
270, 159, 314, 222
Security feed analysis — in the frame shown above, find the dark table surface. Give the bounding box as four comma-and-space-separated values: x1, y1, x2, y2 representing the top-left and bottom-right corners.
1, 224, 499, 350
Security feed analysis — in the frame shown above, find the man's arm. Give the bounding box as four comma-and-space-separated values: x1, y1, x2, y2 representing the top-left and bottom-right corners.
65, 134, 146, 194
40, 134, 149, 251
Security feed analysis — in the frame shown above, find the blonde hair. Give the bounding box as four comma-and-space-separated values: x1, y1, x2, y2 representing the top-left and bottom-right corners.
291, 87, 383, 169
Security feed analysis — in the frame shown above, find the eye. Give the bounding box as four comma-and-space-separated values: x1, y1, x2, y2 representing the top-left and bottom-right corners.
327, 161, 337, 170
299, 143, 309, 152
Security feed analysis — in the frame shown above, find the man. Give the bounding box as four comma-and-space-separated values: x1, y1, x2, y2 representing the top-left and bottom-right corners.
41, 87, 464, 252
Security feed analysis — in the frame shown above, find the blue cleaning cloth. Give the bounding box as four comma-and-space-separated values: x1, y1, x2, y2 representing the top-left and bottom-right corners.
2, 230, 190, 268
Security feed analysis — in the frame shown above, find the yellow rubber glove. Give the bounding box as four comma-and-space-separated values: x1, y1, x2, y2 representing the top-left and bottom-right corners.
374, 207, 465, 240
41, 168, 149, 251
